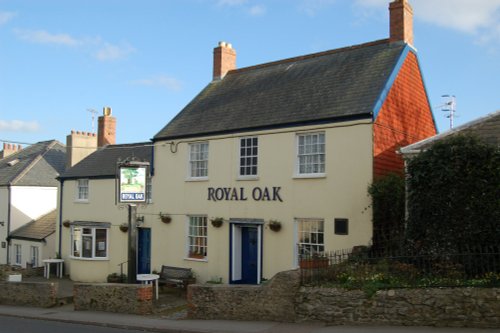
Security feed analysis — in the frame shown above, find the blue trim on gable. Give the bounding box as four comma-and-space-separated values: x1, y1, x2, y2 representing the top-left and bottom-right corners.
413, 52, 439, 134
372, 45, 412, 120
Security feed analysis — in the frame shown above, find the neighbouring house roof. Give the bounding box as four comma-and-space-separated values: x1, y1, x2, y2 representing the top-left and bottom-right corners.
400, 110, 500, 154
58, 142, 153, 180
153, 40, 408, 141
0, 140, 66, 187
9, 210, 56, 242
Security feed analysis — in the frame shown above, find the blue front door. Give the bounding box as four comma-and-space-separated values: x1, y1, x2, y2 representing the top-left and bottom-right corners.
241, 226, 258, 284
137, 228, 151, 274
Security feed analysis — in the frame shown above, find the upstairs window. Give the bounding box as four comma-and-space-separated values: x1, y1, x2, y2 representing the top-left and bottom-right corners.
297, 132, 325, 175
189, 142, 209, 179
77, 179, 89, 201
239, 137, 258, 177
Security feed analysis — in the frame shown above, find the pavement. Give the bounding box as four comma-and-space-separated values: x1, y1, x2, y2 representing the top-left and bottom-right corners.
1, 277, 498, 333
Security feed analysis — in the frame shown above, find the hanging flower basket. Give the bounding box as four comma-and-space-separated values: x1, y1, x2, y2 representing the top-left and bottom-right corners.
210, 217, 224, 228
119, 223, 129, 232
160, 213, 172, 224
268, 220, 282, 232
62, 220, 71, 228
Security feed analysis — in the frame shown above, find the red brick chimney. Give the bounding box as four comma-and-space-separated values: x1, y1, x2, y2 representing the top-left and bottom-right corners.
213, 41, 236, 80
0, 143, 22, 159
98, 106, 116, 147
389, 0, 414, 45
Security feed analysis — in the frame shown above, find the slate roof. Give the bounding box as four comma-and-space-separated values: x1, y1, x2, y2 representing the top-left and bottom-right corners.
0, 140, 66, 186
58, 142, 153, 179
9, 210, 56, 241
154, 39, 407, 141
400, 110, 500, 154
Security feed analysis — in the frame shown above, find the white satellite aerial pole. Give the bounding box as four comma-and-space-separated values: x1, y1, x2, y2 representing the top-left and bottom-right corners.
441, 95, 456, 129
87, 108, 98, 133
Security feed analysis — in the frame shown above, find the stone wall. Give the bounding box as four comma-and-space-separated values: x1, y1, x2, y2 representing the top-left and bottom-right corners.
74, 283, 153, 315
0, 281, 57, 307
188, 269, 500, 328
0, 264, 44, 279
297, 287, 500, 328
188, 270, 300, 321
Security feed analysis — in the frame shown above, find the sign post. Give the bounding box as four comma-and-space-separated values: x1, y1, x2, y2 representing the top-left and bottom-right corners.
118, 161, 149, 284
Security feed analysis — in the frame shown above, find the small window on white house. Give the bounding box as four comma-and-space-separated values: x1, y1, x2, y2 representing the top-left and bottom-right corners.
146, 176, 153, 203
296, 132, 325, 175
14, 244, 22, 265
76, 179, 89, 201
239, 137, 258, 177
30, 246, 39, 267
187, 216, 207, 260
189, 142, 209, 179
71, 226, 108, 259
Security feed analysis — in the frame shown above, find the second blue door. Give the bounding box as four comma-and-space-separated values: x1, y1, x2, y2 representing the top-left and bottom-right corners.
137, 228, 151, 274
241, 227, 258, 284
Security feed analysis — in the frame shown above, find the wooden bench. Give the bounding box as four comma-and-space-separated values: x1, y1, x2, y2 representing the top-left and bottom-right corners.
159, 265, 195, 289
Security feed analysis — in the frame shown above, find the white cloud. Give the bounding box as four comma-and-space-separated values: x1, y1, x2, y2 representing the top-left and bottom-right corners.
0, 11, 16, 25
217, 0, 247, 6
14, 29, 81, 46
14, 29, 136, 61
0, 120, 40, 132
94, 42, 135, 61
299, 0, 337, 17
355, 0, 500, 42
248, 4, 266, 16
131, 75, 182, 92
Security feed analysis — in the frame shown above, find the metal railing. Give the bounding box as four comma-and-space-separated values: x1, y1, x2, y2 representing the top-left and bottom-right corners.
300, 245, 500, 288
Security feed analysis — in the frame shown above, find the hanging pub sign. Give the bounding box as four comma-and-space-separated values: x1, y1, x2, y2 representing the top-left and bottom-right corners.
118, 161, 149, 203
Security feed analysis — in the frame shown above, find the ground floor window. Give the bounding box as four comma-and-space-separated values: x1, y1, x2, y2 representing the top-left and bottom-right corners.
297, 218, 325, 257
187, 216, 207, 259
71, 226, 108, 259
30, 246, 39, 267
14, 244, 22, 265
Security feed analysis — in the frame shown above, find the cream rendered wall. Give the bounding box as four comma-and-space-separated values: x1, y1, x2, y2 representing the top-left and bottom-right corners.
9, 233, 55, 268
59, 178, 133, 282
0, 187, 9, 264
151, 121, 374, 283
10, 186, 57, 231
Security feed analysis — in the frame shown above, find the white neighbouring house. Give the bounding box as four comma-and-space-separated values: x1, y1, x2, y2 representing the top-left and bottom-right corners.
0, 141, 66, 266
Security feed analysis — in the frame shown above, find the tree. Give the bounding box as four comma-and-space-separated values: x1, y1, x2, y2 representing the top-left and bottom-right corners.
405, 134, 500, 254
368, 173, 406, 254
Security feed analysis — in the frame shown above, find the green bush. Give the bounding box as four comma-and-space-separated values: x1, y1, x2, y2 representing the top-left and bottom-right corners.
406, 134, 500, 254
368, 173, 405, 253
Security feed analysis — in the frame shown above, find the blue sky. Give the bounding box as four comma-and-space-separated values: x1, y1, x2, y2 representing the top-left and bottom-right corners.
1, 0, 499, 146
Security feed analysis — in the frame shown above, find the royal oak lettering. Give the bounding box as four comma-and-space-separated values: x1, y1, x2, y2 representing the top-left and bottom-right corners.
208, 187, 282, 202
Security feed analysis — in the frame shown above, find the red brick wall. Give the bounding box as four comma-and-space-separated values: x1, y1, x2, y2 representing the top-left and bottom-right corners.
373, 52, 436, 177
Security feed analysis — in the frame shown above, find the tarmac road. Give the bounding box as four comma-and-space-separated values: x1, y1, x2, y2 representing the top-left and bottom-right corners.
0, 305, 498, 333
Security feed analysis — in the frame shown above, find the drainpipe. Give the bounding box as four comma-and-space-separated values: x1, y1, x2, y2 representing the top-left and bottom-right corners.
58, 180, 64, 258
6, 185, 11, 264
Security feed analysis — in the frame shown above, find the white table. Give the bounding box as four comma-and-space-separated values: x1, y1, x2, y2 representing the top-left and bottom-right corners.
137, 273, 160, 300
42, 259, 64, 279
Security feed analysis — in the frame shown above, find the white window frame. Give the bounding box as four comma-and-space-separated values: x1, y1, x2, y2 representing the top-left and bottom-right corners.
297, 218, 325, 258
188, 142, 209, 180
186, 215, 208, 261
70, 226, 109, 260
14, 244, 22, 265
146, 176, 153, 204
295, 132, 326, 178
30, 246, 39, 267
76, 179, 89, 202
238, 136, 259, 179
